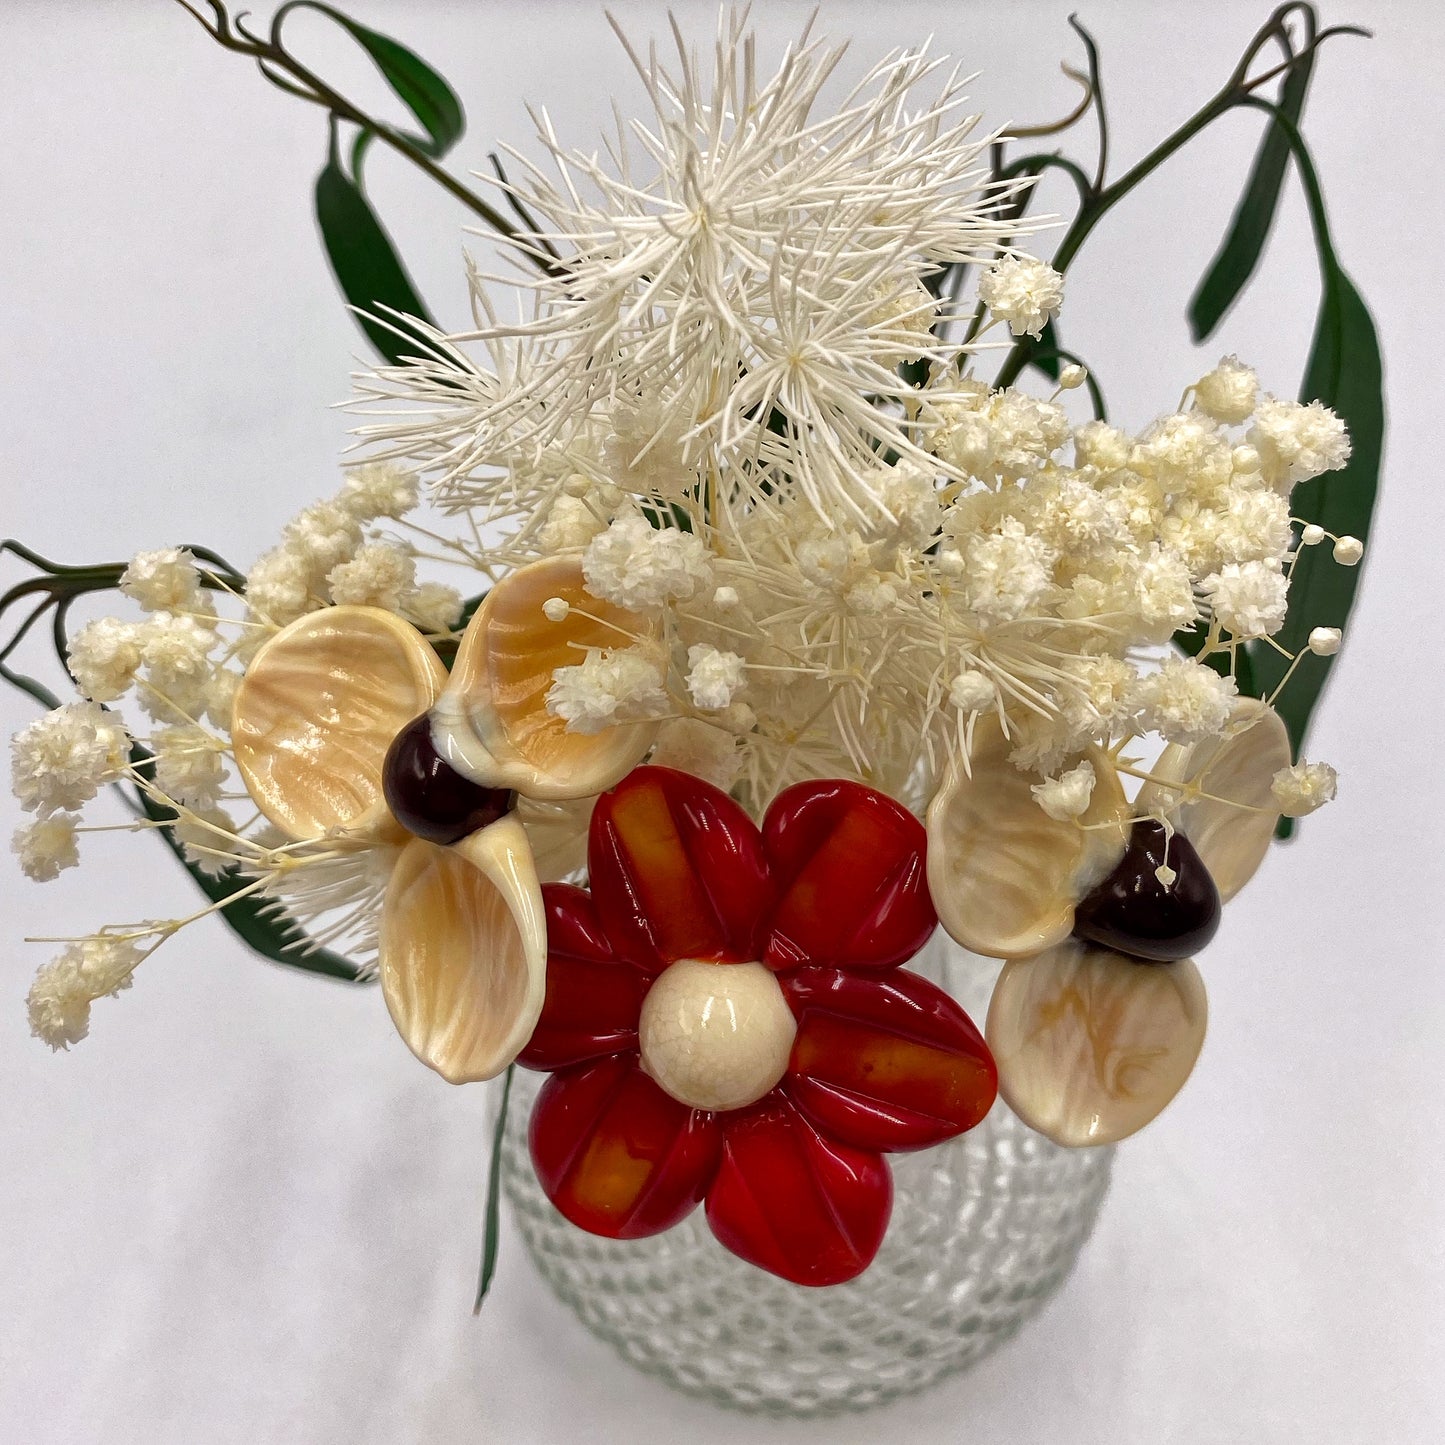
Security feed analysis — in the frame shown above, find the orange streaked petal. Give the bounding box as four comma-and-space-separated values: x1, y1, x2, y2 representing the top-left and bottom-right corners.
528, 1054, 722, 1238
783, 966, 997, 1152
706, 1096, 892, 1286
762, 780, 935, 971
588, 767, 774, 970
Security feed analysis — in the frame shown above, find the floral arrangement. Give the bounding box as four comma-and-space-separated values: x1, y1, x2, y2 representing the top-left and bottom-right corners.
5, 3, 1379, 1292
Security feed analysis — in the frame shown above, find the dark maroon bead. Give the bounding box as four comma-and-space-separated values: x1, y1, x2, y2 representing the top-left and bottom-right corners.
382, 713, 513, 845
1072, 819, 1221, 963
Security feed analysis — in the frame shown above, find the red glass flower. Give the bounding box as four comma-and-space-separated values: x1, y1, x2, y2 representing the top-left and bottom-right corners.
519, 766, 998, 1286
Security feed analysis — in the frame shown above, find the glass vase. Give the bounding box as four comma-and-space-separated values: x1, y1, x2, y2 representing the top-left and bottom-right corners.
499, 934, 1113, 1417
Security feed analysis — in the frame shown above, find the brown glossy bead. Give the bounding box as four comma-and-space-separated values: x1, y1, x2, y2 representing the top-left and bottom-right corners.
382, 712, 513, 845
1072, 819, 1220, 963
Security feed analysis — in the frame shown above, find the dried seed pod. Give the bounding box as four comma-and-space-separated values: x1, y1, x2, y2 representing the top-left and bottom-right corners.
926, 718, 1129, 959
231, 606, 446, 842
379, 814, 547, 1084
429, 556, 660, 801
1137, 698, 1290, 901
986, 938, 1208, 1147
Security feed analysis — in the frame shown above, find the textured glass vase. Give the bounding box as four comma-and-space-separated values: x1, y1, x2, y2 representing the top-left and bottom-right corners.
500, 935, 1113, 1416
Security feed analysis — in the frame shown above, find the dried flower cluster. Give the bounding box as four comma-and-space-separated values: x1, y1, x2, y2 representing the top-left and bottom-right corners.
9, 14, 1352, 1051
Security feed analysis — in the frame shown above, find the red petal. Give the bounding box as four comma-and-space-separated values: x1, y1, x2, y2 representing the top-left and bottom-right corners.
783, 966, 998, 1151
528, 1055, 722, 1239
761, 780, 936, 971
517, 884, 649, 1072
588, 766, 774, 970
705, 1096, 892, 1286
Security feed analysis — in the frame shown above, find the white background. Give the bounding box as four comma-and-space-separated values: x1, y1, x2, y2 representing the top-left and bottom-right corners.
2, 2, 1442, 1441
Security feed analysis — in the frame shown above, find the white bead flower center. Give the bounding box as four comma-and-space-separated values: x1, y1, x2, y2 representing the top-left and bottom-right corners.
638, 958, 797, 1112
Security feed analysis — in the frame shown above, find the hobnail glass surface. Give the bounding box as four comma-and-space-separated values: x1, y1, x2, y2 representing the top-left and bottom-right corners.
500, 936, 1113, 1416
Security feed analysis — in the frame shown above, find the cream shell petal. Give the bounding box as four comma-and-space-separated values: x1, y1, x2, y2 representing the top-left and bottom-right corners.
926, 717, 1129, 959
430, 555, 659, 800
379, 815, 547, 1084
232, 606, 446, 842
515, 793, 595, 883
1137, 698, 1290, 901
986, 939, 1208, 1148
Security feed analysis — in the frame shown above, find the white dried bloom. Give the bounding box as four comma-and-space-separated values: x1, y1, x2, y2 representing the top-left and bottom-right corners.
649, 718, 742, 789
686, 645, 746, 710
1194, 356, 1258, 425
1300, 523, 1326, 546
1332, 535, 1364, 565
583, 515, 713, 609
12, 813, 80, 882
712, 586, 740, 611
948, 668, 994, 713
1308, 626, 1342, 656
933, 385, 1069, 482
538, 494, 607, 552
120, 548, 204, 613
67, 617, 145, 702
1073, 420, 1133, 473
1215, 485, 1293, 566
202, 668, 242, 733
1135, 412, 1232, 498
244, 545, 316, 627
1128, 656, 1237, 745
326, 542, 416, 611
1248, 397, 1351, 490
546, 646, 669, 734
604, 397, 700, 499
283, 501, 363, 576
404, 581, 464, 633
978, 255, 1064, 338
11, 702, 129, 815
337, 462, 418, 520
27, 936, 141, 1050
961, 518, 1054, 623
137, 613, 219, 718
1202, 561, 1290, 638
1031, 760, 1096, 821
1131, 547, 1199, 640
1271, 760, 1338, 817
1058, 364, 1087, 391
150, 725, 226, 807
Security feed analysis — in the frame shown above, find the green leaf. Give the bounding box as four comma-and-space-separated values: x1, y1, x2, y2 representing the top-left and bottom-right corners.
1246, 261, 1383, 761
1188, 42, 1315, 341
131, 750, 369, 983
315, 146, 439, 368
282, 1, 464, 157
473, 1064, 514, 1315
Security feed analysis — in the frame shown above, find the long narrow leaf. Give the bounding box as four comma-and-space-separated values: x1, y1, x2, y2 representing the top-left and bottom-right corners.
282, 1, 464, 156
473, 1065, 514, 1315
315, 154, 438, 368
1247, 261, 1384, 760
1189, 38, 1316, 340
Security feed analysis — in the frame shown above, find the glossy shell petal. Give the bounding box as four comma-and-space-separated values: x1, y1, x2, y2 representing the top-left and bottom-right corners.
232, 606, 446, 841
529, 1054, 722, 1238
517, 882, 648, 1072
762, 780, 937, 972
986, 939, 1208, 1148
379, 815, 546, 1084
926, 719, 1128, 959
706, 1097, 892, 1287
432, 556, 659, 800
783, 965, 997, 1151
1137, 698, 1290, 901
588, 766, 774, 971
